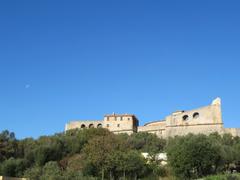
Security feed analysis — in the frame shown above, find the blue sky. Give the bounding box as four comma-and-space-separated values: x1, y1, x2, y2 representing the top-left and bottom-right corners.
0, 1, 240, 139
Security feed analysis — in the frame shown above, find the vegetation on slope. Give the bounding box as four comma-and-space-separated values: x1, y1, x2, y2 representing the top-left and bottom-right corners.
0, 128, 240, 179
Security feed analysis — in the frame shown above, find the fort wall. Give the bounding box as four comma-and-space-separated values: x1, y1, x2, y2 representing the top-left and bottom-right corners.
65, 98, 240, 138
138, 125, 166, 137
224, 128, 240, 136
65, 114, 138, 135
65, 120, 103, 130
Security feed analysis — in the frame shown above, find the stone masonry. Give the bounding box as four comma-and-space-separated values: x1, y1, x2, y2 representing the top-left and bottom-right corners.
65, 98, 240, 138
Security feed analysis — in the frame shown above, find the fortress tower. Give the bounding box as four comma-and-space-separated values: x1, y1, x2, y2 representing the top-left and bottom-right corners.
103, 113, 139, 134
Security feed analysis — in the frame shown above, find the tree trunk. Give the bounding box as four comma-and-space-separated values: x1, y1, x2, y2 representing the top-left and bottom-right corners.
110, 170, 114, 180
102, 168, 104, 180
134, 173, 137, 180
123, 170, 126, 180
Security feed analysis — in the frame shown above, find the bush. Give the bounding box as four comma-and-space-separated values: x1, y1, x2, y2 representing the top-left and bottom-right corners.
0, 158, 27, 177
24, 166, 42, 180
204, 173, 240, 180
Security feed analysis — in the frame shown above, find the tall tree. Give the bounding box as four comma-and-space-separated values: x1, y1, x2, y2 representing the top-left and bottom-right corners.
167, 134, 221, 179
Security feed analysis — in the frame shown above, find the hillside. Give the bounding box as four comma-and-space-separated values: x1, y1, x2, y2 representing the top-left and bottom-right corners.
0, 129, 240, 179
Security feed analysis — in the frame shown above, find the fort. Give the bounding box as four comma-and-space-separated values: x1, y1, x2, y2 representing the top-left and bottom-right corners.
65, 98, 240, 138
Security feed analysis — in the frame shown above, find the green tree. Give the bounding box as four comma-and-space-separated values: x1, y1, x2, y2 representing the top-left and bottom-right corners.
124, 150, 146, 179
40, 161, 63, 180
0, 158, 27, 177
0, 130, 18, 162
64, 128, 112, 154
17, 137, 36, 163
167, 134, 221, 179
24, 166, 42, 180
128, 132, 166, 154
82, 133, 126, 179
33, 135, 65, 166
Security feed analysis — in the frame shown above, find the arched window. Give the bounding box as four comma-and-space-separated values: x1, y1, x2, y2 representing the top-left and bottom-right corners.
81, 124, 86, 128
193, 112, 199, 119
89, 124, 94, 128
182, 115, 189, 121
97, 124, 102, 128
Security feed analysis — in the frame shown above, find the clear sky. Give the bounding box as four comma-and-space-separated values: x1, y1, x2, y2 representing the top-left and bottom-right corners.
0, 0, 240, 139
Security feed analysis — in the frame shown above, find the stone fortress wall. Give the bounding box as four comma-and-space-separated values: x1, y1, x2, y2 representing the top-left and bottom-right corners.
66, 114, 139, 135
65, 120, 103, 130
65, 98, 240, 138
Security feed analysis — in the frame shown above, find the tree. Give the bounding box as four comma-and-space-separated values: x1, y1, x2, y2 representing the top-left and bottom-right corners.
167, 134, 221, 179
82, 134, 127, 179
124, 150, 146, 179
40, 161, 63, 180
0, 158, 27, 177
64, 128, 112, 155
16, 137, 38, 167
32, 135, 65, 166
128, 132, 166, 154
24, 166, 42, 180
0, 130, 17, 162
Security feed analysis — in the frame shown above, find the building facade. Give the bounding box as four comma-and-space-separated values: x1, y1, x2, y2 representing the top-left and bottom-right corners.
65, 113, 139, 135
65, 98, 240, 137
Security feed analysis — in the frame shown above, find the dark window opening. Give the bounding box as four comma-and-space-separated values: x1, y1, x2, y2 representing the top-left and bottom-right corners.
81, 124, 86, 128
89, 124, 94, 128
97, 124, 102, 128
193, 112, 199, 119
183, 115, 189, 121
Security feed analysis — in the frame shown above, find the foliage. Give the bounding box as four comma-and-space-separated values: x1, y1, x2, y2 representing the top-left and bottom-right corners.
127, 132, 166, 154
81, 134, 129, 178
167, 134, 221, 179
1, 129, 240, 179
204, 173, 240, 180
0, 157, 27, 177
0, 130, 17, 162
24, 165, 42, 180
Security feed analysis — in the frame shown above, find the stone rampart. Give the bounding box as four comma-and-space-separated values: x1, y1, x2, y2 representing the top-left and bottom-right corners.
65, 98, 240, 138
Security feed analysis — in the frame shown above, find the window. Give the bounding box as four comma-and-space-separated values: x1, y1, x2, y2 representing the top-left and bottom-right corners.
89, 124, 94, 128
97, 124, 102, 128
120, 117, 123, 121
117, 124, 120, 127
106, 117, 109, 121
193, 112, 199, 119
81, 124, 86, 128
128, 118, 130, 120
182, 115, 189, 121
107, 124, 110, 127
